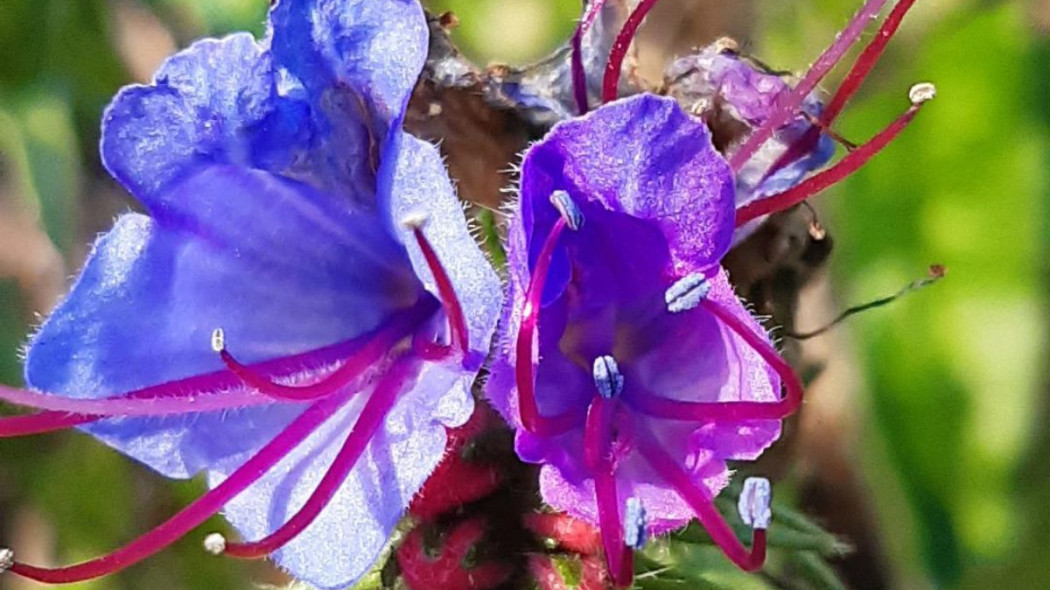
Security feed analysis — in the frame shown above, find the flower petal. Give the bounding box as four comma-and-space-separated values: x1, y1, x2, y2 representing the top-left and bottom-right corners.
269, 0, 428, 130
518, 94, 736, 283
25, 165, 423, 477
101, 34, 312, 202
385, 132, 503, 360
212, 359, 472, 589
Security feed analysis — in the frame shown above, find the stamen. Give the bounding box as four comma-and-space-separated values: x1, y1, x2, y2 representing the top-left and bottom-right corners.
623, 497, 648, 550
0, 382, 270, 417
624, 297, 803, 422
636, 429, 766, 571
0, 412, 97, 438
738, 477, 772, 530
728, 0, 892, 171
0, 548, 13, 574
223, 358, 414, 559
592, 355, 623, 400
516, 193, 586, 437
601, 0, 660, 103
571, 0, 608, 114
4, 386, 356, 584
404, 215, 470, 360
665, 273, 711, 313
764, 0, 920, 178
584, 395, 632, 587
735, 85, 933, 227
202, 533, 227, 556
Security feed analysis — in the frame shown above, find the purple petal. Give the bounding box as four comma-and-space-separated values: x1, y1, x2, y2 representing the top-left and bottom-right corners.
25, 165, 424, 478
518, 94, 736, 285
214, 359, 473, 590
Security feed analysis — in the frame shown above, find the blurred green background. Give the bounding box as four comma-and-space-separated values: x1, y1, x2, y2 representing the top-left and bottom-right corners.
0, 0, 1045, 589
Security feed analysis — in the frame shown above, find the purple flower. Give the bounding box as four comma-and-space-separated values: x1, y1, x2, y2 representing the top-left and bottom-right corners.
0, 0, 499, 588
487, 94, 801, 586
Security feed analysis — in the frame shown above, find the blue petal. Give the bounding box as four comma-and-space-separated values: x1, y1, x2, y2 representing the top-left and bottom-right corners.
101, 34, 312, 202
214, 360, 472, 589
385, 132, 503, 360
25, 165, 422, 477
269, 0, 428, 130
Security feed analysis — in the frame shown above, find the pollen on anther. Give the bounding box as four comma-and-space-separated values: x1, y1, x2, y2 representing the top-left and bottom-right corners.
550, 190, 584, 231
738, 477, 773, 530
210, 328, 225, 353
665, 273, 711, 313
401, 211, 430, 230
592, 355, 624, 399
203, 533, 227, 556
908, 82, 937, 105
0, 548, 14, 574
623, 497, 648, 550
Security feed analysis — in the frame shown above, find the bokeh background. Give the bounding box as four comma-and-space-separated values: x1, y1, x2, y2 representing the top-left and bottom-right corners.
0, 0, 1045, 589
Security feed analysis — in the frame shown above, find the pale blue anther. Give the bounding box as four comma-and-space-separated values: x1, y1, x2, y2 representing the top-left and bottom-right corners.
665, 272, 711, 313
550, 190, 584, 231
592, 355, 623, 399
623, 497, 648, 550
738, 477, 772, 530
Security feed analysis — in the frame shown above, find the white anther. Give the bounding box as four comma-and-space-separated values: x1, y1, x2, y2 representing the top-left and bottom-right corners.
665, 273, 711, 313
0, 548, 13, 574
738, 477, 772, 530
623, 497, 648, 550
203, 533, 227, 556
550, 190, 584, 231
592, 355, 624, 399
401, 211, 430, 230
908, 82, 937, 105
210, 328, 225, 353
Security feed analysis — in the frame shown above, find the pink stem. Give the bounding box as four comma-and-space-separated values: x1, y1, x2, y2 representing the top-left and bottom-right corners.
7, 388, 355, 583
0, 382, 271, 417
516, 218, 583, 437
584, 396, 632, 587
735, 102, 922, 227
636, 429, 767, 571
412, 227, 469, 359
0, 412, 96, 437
225, 357, 415, 558
727, 0, 891, 172
218, 299, 432, 401
623, 297, 802, 422
601, 0, 660, 103
571, 0, 607, 114
761, 0, 918, 180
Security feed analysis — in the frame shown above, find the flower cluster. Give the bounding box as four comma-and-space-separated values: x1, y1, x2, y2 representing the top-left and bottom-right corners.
0, 0, 932, 588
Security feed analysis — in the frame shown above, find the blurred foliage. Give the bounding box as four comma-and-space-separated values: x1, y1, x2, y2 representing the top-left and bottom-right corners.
0, 0, 1045, 589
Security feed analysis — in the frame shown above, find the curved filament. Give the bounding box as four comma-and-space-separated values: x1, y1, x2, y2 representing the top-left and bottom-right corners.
224, 357, 415, 558
515, 217, 582, 436
584, 396, 633, 587
727, 0, 891, 172
6, 388, 355, 584
636, 429, 766, 571
735, 101, 925, 227
601, 0, 660, 103
219, 298, 434, 401
571, 0, 608, 114
412, 227, 469, 359
624, 297, 802, 422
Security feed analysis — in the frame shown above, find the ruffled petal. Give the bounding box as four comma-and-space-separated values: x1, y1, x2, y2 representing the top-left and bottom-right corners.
518, 94, 736, 285
269, 0, 427, 131
101, 34, 312, 202
385, 132, 503, 361
212, 358, 472, 589
25, 165, 423, 477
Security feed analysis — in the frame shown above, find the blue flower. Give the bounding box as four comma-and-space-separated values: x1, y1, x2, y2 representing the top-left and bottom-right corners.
0, 1, 500, 588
